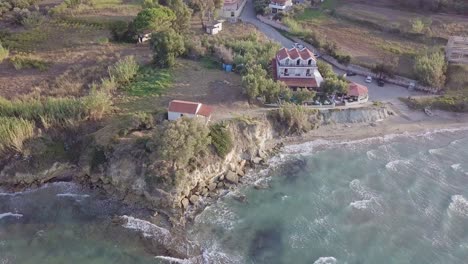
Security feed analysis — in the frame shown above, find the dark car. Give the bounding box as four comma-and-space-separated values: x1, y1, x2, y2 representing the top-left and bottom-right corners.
345, 71, 357, 76
377, 79, 385, 87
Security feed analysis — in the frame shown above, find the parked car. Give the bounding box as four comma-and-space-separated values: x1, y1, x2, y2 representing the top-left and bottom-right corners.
293, 43, 304, 49
345, 71, 357, 76
377, 78, 385, 87
365, 76, 373, 83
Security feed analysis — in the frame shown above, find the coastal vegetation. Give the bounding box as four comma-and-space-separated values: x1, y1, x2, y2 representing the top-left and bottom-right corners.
209, 122, 234, 158
268, 103, 318, 135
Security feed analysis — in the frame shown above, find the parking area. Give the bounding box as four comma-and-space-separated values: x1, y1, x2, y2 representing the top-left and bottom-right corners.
334, 69, 425, 102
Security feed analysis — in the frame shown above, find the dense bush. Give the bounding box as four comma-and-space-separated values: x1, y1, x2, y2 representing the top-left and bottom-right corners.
109, 21, 136, 43
317, 60, 334, 79
156, 117, 211, 169
0, 93, 112, 127
108, 56, 139, 85
133, 6, 176, 33
13, 8, 44, 27
209, 123, 233, 158
268, 103, 317, 135
253, 0, 269, 15
320, 77, 349, 94
414, 50, 447, 88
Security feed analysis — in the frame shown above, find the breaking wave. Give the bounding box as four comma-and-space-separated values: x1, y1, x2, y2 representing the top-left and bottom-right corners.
448, 195, 468, 218
0, 212, 23, 220
313, 256, 337, 264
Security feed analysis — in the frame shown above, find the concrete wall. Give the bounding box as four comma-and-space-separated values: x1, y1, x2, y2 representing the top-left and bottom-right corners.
168, 112, 196, 121
220, 0, 247, 18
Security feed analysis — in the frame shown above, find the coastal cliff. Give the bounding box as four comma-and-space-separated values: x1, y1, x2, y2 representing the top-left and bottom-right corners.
0, 106, 390, 218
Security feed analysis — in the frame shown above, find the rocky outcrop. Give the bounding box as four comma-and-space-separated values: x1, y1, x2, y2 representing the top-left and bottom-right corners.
319, 106, 389, 124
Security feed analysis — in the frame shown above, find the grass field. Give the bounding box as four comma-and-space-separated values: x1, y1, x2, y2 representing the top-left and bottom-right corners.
291, 1, 468, 79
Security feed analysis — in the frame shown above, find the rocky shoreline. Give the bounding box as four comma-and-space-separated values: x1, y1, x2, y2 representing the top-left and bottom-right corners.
0, 105, 393, 259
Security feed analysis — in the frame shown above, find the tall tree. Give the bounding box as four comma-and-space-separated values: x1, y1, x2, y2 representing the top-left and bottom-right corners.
166, 0, 193, 33
133, 6, 176, 33
150, 29, 185, 68
190, 0, 223, 27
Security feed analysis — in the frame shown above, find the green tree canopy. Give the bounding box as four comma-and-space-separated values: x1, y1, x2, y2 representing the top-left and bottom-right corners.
156, 117, 211, 169
166, 0, 193, 33
242, 64, 289, 103
150, 29, 185, 68
320, 77, 349, 94
133, 6, 176, 33
414, 50, 447, 88
317, 60, 335, 79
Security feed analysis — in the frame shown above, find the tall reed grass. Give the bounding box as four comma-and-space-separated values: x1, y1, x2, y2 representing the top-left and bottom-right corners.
108, 56, 139, 85
0, 117, 35, 154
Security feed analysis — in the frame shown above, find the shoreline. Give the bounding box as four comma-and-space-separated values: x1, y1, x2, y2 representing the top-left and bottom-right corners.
281, 109, 468, 147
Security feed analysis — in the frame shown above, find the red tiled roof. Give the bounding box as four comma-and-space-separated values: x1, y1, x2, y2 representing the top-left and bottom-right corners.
348, 82, 368, 96
278, 77, 318, 88
197, 104, 213, 117
276, 48, 289, 60
276, 47, 316, 61
168, 100, 200, 115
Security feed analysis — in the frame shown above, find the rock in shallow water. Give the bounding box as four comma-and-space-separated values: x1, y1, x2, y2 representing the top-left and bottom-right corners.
225, 171, 238, 184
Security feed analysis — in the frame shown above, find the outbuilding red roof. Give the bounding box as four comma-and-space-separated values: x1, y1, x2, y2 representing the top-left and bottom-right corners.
348, 83, 369, 97
168, 100, 212, 117
197, 104, 213, 117
168, 100, 199, 115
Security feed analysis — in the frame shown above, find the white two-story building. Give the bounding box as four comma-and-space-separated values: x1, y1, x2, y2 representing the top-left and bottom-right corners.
273, 47, 323, 89
269, 0, 293, 13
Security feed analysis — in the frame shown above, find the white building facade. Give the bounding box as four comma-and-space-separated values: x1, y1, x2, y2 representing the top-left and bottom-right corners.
274, 47, 323, 89
269, 0, 293, 13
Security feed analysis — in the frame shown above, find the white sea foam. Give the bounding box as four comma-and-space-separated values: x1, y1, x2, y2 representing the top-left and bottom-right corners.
349, 179, 378, 200
121, 215, 171, 242
154, 256, 193, 264
448, 195, 468, 218
451, 164, 462, 171
350, 199, 373, 210
56, 193, 90, 198
385, 159, 411, 172
0, 212, 23, 220
313, 256, 337, 264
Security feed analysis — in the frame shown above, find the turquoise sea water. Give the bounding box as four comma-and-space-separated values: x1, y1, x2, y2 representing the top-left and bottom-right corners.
2, 128, 468, 263
190, 128, 468, 264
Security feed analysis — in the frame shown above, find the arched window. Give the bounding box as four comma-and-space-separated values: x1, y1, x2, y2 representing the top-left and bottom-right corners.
296, 59, 300, 66
285, 59, 290, 65
308, 59, 312, 65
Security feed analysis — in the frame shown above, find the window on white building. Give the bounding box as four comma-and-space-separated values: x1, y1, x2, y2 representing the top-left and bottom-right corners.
285, 59, 290, 65
296, 59, 300, 66
308, 59, 312, 65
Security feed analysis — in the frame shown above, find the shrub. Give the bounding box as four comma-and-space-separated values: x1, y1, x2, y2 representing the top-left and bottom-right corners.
10, 53, 50, 71
133, 6, 176, 33
209, 123, 233, 158
108, 56, 139, 85
294, 90, 316, 104
320, 77, 349, 94
20, 10, 44, 28
0, 116, 35, 153
82, 89, 112, 121
283, 18, 305, 36
213, 45, 234, 64
268, 103, 317, 135
317, 60, 334, 79
156, 117, 211, 169
0, 43, 8, 62
109, 21, 135, 43
242, 64, 289, 103
99, 77, 117, 92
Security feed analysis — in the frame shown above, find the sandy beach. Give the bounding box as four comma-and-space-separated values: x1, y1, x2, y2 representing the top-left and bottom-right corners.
283, 103, 468, 146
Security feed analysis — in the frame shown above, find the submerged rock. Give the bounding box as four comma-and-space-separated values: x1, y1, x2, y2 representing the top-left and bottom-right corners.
250, 227, 284, 264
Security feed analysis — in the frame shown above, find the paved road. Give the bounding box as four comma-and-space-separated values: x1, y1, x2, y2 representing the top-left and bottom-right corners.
240, 0, 294, 48
239, 1, 424, 102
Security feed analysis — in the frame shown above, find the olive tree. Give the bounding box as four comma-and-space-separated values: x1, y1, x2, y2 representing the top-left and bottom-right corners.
414, 50, 447, 88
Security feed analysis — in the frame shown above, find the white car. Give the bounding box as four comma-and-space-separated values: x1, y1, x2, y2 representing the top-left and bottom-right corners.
365, 76, 373, 83
293, 43, 304, 50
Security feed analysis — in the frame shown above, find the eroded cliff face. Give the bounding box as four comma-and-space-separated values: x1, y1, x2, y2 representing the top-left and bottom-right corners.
319, 106, 390, 124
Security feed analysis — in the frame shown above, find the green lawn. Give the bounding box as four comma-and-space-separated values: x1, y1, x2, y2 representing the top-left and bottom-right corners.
295, 8, 325, 21
124, 67, 173, 97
